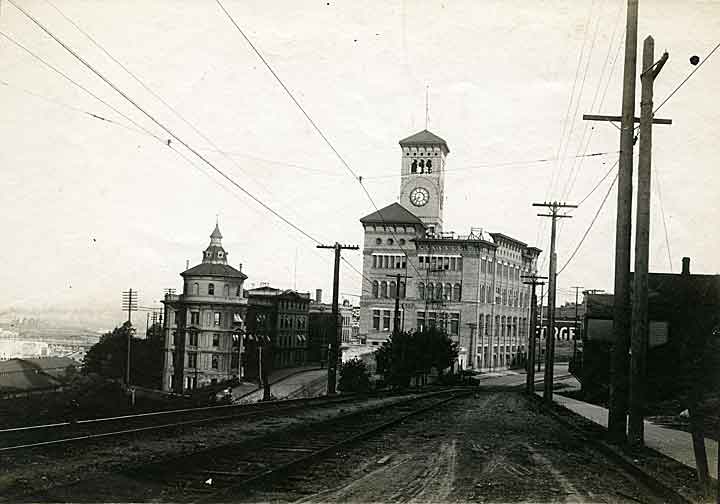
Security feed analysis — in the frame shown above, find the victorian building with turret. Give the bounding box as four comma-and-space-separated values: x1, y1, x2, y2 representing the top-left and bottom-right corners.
161, 223, 248, 392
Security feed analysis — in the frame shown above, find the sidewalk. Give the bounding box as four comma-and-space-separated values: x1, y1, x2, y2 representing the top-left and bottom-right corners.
232, 365, 325, 403
550, 390, 718, 480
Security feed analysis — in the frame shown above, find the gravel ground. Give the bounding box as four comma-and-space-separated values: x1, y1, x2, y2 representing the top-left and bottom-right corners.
240, 391, 675, 503
0, 393, 428, 502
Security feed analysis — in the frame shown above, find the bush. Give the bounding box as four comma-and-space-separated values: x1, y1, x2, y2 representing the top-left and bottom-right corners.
338, 358, 371, 393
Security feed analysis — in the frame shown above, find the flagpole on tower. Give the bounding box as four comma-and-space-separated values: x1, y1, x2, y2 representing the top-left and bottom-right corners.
425, 85, 429, 129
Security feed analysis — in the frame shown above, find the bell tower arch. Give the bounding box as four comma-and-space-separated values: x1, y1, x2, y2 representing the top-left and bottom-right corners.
398, 130, 448, 235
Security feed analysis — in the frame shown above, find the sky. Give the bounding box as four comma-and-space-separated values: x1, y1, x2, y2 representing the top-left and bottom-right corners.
0, 0, 718, 327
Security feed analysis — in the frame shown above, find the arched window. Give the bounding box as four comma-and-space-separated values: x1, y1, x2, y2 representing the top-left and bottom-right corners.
445, 283, 452, 301
418, 159, 425, 173
411, 159, 417, 173
400, 281, 406, 298
208, 283, 215, 295
480, 285, 486, 303
435, 283, 442, 300
389, 281, 397, 298
454, 283, 461, 301
380, 281, 388, 298
224, 284, 230, 297
486, 314, 492, 335
372, 281, 379, 298
418, 282, 425, 300
427, 283, 433, 299
501, 316, 506, 337
495, 316, 500, 336
426, 159, 432, 171
236, 285, 242, 296
193, 283, 199, 296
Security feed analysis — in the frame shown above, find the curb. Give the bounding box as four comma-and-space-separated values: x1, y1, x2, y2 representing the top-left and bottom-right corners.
530, 393, 695, 504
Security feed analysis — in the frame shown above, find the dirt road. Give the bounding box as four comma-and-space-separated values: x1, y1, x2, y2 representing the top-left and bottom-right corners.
247, 391, 667, 503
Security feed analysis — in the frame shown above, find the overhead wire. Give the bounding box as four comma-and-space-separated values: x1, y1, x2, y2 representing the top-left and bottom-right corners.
42, 0, 311, 227
557, 171, 618, 275
7, 0, 324, 249
0, 29, 164, 142
213, 0, 427, 284
654, 164, 673, 272
653, 40, 720, 115
536, 0, 596, 273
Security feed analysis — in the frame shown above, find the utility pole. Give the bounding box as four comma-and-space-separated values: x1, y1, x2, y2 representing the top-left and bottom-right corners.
523, 275, 547, 394
533, 202, 576, 402
629, 37, 669, 447
571, 286, 583, 365
317, 243, 359, 395
121, 289, 138, 387
583, 4, 671, 442
386, 273, 412, 335
538, 283, 544, 372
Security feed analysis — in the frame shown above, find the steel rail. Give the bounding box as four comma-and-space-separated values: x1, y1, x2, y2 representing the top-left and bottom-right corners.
0, 393, 377, 452
192, 389, 472, 503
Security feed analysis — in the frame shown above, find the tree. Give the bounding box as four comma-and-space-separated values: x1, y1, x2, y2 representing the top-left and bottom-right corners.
82, 321, 163, 388
338, 358, 371, 393
375, 327, 458, 388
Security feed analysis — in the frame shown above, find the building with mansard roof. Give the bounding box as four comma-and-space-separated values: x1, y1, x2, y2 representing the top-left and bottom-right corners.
359, 129, 541, 370
161, 223, 248, 392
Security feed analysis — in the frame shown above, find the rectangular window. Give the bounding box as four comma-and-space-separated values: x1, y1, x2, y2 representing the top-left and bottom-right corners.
172, 331, 178, 345
214, 312, 222, 326
211, 354, 219, 369
190, 312, 199, 325
444, 257, 450, 270
383, 256, 389, 268
419, 256, 424, 267
457, 257, 463, 271
417, 314, 425, 331
450, 313, 460, 335
212, 333, 220, 347
481, 258, 486, 273
382, 310, 391, 331
188, 352, 197, 368
373, 255, 378, 268
188, 332, 198, 346
372, 309, 381, 330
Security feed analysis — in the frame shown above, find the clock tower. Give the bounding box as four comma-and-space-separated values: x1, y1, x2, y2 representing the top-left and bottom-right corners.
398, 129, 448, 235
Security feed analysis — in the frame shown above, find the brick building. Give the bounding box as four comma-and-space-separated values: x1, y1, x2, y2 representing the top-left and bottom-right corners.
245, 286, 310, 369
359, 130, 541, 370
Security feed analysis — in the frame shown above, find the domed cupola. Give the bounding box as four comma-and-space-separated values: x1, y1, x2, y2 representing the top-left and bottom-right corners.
202, 222, 228, 265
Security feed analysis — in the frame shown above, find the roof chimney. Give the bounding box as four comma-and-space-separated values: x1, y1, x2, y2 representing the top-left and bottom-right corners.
681, 257, 690, 276
238, 263, 243, 273
316, 289, 322, 304
186, 259, 189, 270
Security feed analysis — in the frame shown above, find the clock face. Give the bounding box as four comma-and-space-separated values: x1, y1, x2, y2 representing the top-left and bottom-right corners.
410, 187, 430, 207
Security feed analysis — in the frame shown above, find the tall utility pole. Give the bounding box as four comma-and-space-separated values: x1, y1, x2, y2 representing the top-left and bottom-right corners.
533, 202, 576, 402
386, 273, 412, 334
317, 243, 359, 395
583, 1, 671, 441
629, 37, 669, 447
523, 275, 547, 394
121, 289, 138, 387
538, 283, 544, 372
571, 286, 583, 365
